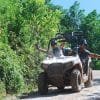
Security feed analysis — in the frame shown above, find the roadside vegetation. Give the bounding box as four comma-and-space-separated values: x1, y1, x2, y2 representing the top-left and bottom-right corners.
0, 0, 100, 98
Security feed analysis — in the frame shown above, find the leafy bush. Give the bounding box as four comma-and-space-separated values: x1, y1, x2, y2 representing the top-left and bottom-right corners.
95, 61, 100, 70
20, 46, 43, 87
0, 42, 24, 93
0, 81, 6, 99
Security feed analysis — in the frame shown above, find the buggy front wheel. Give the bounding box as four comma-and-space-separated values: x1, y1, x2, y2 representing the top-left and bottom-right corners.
71, 69, 82, 92
38, 72, 48, 95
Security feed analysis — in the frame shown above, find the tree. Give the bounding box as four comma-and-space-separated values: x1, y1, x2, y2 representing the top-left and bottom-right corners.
0, 0, 62, 94
45, 0, 51, 4
81, 10, 100, 53
60, 1, 85, 32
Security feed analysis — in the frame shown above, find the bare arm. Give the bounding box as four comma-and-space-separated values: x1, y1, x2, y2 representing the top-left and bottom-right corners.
35, 44, 47, 53
89, 53, 100, 59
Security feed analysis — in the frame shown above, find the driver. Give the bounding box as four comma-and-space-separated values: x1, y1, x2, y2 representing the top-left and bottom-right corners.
50, 39, 63, 57
36, 39, 63, 57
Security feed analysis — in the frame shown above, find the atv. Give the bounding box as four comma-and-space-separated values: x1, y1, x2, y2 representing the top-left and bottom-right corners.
37, 32, 93, 95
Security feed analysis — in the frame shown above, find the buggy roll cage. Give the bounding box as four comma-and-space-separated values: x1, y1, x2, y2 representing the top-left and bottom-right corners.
47, 31, 86, 52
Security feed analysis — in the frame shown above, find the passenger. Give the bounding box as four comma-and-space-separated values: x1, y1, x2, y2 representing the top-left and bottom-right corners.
77, 39, 100, 74
78, 39, 100, 60
60, 42, 72, 56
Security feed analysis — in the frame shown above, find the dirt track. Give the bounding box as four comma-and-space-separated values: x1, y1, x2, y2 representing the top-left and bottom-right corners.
20, 70, 100, 100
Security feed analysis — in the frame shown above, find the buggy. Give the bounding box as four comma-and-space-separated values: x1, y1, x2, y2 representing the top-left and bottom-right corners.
37, 31, 93, 94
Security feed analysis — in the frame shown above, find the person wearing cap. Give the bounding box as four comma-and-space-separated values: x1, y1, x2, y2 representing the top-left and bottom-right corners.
78, 39, 100, 59
50, 39, 63, 57
77, 39, 100, 74
36, 39, 63, 57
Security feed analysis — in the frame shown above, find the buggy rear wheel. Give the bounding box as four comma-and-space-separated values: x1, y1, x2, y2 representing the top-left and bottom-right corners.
84, 68, 93, 87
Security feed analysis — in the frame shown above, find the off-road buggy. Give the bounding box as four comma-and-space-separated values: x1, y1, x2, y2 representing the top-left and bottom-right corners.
37, 31, 93, 95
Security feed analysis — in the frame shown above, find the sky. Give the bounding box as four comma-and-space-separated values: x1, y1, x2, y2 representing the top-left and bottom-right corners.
51, 0, 100, 14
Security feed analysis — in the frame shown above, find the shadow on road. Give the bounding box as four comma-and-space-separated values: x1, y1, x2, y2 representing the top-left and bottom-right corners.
19, 87, 76, 99
86, 92, 100, 100
93, 79, 100, 86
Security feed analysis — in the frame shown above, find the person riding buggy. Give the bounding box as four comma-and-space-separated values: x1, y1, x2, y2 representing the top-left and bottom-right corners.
74, 39, 100, 74
78, 39, 100, 59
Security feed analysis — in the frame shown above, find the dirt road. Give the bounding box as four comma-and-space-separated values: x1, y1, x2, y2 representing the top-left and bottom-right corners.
20, 70, 100, 100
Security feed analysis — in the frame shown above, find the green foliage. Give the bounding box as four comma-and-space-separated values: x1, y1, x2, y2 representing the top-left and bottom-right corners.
45, 0, 51, 4
0, 0, 100, 95
81, 10, 100, 53
0, 42, 24, 93
0, 81, 6, 99
95, 61, 100, 70
60, 1, 85, 32
0, 0, 61, 94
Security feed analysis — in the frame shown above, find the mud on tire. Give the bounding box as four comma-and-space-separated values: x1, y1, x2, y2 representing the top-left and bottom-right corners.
71, 69, 82, 92
84, 68, 93, 87
38, 72, 48, 95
